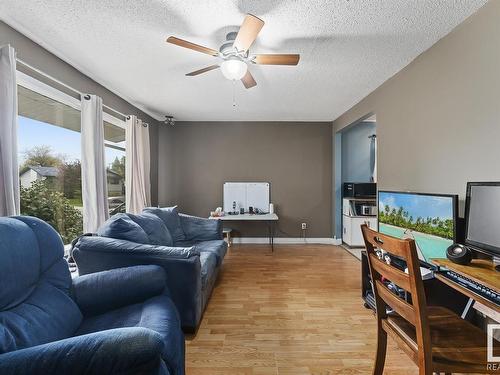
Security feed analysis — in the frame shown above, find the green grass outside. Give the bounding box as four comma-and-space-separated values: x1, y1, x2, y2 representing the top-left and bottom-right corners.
68, 198, 83, 207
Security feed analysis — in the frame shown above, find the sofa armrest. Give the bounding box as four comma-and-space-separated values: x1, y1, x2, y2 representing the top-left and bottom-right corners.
71, 236, 199, 258
179, 214, 223, 241
72, 265, 167, 316
73, 236, 203, 331
0, 328, 166, 375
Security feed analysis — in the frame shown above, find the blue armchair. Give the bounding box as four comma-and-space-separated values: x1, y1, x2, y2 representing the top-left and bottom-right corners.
0, 216, 184, 375
73, 207, 228, 332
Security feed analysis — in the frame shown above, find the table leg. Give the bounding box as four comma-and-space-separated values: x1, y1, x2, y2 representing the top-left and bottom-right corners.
270, 221, 274, 252
461, 298, 475, 320
268, 223, 272, 245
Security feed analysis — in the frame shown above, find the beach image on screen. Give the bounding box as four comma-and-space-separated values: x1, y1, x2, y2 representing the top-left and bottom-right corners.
378, 192, 454, 262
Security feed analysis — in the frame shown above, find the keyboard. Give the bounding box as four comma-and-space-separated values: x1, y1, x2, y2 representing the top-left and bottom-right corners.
441, 270, 500, 306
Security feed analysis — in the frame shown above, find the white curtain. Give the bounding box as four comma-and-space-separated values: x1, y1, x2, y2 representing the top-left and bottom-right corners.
81, 94, 109, 231
0, 45, 20, 216
125, 115, 151, 214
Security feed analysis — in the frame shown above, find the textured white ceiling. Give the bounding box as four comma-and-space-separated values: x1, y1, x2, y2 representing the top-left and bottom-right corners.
0, 0, 488, 121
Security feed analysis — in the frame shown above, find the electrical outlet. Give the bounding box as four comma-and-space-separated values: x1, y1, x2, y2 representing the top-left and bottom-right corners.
301, 222, 307, 230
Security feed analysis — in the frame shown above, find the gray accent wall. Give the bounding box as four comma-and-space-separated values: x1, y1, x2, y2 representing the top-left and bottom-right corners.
158, 122, 332, 238
332, 0, 500, 233
0, 20, 161, 204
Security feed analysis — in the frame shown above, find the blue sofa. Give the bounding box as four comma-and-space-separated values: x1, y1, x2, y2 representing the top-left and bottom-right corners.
73, 207, 228, 332
0, 216, 185, 375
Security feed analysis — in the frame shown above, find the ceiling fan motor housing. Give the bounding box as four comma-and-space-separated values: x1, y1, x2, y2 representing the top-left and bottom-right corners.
219, 32, 239, 56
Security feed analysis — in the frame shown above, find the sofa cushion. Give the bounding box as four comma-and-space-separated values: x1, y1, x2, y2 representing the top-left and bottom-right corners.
179, 214, 221, 242
144, 207, 185, 243
199, 252, 218, 291
75, 295, 184, 375
126, 213, 173, 247
175, 240, 227, 267
97, 214, 150, 244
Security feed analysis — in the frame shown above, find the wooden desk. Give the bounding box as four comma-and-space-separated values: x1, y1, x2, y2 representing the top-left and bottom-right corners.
431, 258, 499, 317
209, 213, 279, 251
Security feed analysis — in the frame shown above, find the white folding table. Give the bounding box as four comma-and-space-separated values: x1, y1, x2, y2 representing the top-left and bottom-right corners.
209, 213, 279, 251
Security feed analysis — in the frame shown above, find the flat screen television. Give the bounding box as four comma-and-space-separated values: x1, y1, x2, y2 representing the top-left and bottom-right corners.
378, 190, 458, 266
465, 182, 500, 258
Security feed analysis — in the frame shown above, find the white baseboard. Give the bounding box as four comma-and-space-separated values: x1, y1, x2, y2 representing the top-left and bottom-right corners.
231, 237, 336, 245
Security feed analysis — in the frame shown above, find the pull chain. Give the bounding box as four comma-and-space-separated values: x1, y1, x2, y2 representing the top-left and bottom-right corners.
232, 80, 236, 108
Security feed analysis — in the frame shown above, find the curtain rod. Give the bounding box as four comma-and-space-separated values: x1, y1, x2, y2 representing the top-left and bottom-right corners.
16, 58, 128, 121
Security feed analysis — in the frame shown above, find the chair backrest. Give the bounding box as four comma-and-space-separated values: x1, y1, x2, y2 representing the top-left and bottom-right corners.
0, 216, 82, 354
361, 224, 432, 370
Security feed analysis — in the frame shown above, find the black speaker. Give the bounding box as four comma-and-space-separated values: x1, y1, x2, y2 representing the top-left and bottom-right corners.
446, 243, 472, 265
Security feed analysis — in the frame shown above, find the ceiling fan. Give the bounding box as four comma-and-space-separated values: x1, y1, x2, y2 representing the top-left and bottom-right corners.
166, 14, 300, 89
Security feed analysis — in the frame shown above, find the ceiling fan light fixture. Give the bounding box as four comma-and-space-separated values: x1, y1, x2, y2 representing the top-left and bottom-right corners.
220, 58, 247, 80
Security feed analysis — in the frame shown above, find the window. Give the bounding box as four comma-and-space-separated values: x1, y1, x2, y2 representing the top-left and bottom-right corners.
104, 120, 126, 215
16, 72, 127, 242
17, 84, 83, 244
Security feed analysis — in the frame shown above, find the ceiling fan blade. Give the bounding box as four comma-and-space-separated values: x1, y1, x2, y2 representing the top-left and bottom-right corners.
166, 36, 219, 57
233, 14, 265, 53
253, 54, 300, 65
185, 65, 220, 76
241, 70, 257, 89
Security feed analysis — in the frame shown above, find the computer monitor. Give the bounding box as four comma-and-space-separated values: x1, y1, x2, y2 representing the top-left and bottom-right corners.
465, 182, 500, 258
378, 190, 458, 266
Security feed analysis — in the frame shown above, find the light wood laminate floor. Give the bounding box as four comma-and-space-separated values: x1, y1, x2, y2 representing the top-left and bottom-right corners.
186, 244, 420, 375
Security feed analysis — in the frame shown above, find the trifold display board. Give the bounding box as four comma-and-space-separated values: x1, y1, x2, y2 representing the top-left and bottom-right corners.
223, 182, 270, 213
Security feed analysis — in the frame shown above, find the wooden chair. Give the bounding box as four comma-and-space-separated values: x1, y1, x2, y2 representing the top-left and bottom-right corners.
361, 224, 495, 375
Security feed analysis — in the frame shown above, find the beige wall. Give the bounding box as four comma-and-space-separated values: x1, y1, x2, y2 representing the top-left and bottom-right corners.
0, 21, 161, 204
332, 0, 500, 227
158, 122, 332, 238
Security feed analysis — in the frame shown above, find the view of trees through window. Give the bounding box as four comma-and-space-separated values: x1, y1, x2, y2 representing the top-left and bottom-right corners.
105, 121, 126, 215
18, 141, 84, 243
18, 85, 126, 243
